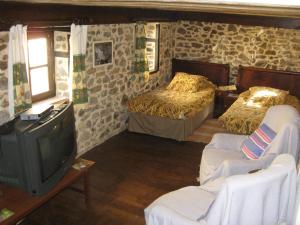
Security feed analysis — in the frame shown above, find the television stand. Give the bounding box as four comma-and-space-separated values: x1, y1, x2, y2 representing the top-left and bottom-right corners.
0, 158, 95, 225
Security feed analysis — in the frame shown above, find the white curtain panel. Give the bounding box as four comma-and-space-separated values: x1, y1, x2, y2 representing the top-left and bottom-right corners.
68, 24, 88, 104
70, 24, 87, 55
8, 24, 31, 118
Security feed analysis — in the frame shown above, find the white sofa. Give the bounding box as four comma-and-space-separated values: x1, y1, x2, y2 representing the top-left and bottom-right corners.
199, 105, 300, 184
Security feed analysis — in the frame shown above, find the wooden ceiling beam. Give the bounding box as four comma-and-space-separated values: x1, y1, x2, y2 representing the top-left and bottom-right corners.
3, 0, 300, 18
0, 1, 299, 31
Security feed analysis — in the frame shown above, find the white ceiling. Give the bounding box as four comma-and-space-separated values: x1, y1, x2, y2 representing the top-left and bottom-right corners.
4, 0, 300, 18
190, 0, 300, 7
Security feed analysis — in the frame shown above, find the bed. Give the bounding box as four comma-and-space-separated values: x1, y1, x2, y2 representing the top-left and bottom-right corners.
219, 66, 300, 134
128, 58, 230, 141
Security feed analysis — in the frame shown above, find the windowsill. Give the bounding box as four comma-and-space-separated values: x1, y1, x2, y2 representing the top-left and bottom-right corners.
149, 70, 159, 75
33, 96, 69, 107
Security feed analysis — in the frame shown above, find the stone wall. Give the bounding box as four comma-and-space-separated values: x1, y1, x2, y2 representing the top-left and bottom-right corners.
173, 21, 300, 83
3, 20, 299, 155
0, 32, 9, 125
0, 24, 172, 155
75, 22, 173, 155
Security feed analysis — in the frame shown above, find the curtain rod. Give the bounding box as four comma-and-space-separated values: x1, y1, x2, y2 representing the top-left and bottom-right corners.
4, 17, 89, 29
28, 25, 71, 29
27, 25, 71, 32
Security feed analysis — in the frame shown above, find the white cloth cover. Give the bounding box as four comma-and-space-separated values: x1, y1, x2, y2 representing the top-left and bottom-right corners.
293, 168, 300, 225
145, 186, 215, 223
262, 105, 300, 133
8, 24, 30, 118
145, 154, 297, 225
199, 105, 300, 184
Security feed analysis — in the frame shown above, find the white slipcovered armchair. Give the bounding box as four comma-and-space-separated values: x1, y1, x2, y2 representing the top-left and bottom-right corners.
145, 154, 297, 225
199, 105, 300, 184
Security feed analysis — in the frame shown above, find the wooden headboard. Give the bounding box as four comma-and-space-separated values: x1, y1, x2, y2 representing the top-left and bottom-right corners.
237, 66, 300, 99
172, 59, 230, 86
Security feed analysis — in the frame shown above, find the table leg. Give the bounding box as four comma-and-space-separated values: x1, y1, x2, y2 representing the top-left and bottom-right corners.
84, 170, 90, 207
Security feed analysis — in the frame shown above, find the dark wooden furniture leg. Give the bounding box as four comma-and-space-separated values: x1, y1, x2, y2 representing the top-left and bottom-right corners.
84, 170, 90, 207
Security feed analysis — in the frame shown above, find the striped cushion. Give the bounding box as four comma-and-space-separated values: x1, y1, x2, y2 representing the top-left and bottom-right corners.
241, 123, 276, 160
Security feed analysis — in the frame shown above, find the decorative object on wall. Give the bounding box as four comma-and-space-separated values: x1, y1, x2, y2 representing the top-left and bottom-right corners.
133, 22, 149, 82
92, 40, 113, 67
8, 24, 32, 118
69, 23, 88, 105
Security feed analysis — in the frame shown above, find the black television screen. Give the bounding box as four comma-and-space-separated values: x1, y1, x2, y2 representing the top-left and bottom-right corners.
0, 102, 77, 195
37, 112, 75, 182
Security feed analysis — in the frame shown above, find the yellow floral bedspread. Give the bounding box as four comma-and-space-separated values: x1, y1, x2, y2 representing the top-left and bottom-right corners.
128, 86, 215, 120
219, 90, 300, 135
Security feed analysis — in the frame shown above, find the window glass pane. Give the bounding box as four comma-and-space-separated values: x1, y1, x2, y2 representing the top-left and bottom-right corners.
30, 67, 49, 95
146, 41, 156, 72
145, 23, 157, 39
28, 38, 48, 67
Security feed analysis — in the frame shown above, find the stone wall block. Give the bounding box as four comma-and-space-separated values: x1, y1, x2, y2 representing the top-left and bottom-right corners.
174, 20, 300, 83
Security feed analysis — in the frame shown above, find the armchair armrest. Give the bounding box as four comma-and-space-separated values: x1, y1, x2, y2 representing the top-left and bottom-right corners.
217, 154, 276, 178
207, 133, 248, 151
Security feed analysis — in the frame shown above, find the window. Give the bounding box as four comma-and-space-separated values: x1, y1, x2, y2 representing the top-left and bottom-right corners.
145, 23, 160, 73
27, 32, 55, 102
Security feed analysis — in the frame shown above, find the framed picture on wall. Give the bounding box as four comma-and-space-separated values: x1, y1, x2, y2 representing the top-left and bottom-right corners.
93, 41, 113, 67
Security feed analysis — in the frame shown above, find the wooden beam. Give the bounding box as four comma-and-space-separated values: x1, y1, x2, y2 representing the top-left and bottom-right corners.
3, 0, 300, 18
0, 2, 174, 30
0, 1, 300, 31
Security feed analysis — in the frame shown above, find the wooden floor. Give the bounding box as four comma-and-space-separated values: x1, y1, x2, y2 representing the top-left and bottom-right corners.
20, 131, 205, 225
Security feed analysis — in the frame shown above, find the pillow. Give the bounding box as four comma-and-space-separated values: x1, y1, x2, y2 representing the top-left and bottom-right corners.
247, 86, 288, 107
241, 123, 276, 160
249, 87, 289, 107
167, 72, 210, 93
249, 86, 289, 96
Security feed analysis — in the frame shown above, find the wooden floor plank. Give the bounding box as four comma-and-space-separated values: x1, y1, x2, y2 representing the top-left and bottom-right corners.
19, 131, 205, 225
187, 119, 228, 143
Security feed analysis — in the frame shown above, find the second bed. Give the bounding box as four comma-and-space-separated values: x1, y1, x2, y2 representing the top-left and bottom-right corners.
219, 66, 300, 134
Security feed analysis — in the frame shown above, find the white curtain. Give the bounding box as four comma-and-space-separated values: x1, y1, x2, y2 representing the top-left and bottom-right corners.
8, 24, 32, 118
69, 24, 88, 105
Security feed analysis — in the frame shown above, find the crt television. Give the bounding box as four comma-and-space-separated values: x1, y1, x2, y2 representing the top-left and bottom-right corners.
0, 102, 77, 196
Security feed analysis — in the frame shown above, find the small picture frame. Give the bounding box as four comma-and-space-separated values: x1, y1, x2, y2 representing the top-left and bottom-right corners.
93, 41, 113, 67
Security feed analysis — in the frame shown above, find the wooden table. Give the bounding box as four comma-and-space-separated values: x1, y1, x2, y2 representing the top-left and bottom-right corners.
0, 159, 95, 225
223, 93, 239, 112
